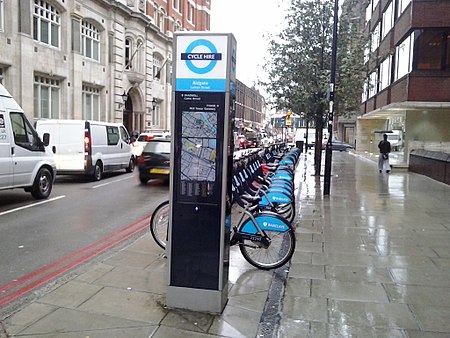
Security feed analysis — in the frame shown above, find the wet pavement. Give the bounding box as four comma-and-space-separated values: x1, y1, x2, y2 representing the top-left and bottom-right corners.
1, 150, 450, 337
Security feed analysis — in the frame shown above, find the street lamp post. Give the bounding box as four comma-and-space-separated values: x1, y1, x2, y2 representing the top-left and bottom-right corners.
324, 0, 339, 196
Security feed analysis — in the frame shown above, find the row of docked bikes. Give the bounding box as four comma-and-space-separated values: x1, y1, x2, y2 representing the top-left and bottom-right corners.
149, 144, 301, 270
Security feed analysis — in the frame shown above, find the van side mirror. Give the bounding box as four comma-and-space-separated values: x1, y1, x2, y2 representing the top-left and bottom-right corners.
42, 133, 50, 147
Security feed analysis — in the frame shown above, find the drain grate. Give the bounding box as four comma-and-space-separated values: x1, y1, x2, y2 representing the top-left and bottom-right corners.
256, 264, 290, 338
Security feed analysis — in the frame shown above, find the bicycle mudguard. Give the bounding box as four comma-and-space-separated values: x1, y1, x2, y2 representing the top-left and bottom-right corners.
241, 212, 291, 233
272, 172, 293, 181
265, 186, 292, 198
259, 191, 292, 206
279, 159, 294, 166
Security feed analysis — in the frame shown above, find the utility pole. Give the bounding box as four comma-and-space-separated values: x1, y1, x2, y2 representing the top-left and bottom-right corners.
324, 0, 339, 196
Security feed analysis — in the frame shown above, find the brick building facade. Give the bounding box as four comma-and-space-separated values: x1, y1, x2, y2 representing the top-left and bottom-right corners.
356, 0, 450, 162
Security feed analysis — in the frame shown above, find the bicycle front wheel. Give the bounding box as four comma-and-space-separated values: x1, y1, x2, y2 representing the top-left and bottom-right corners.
150, 200, 169, 249
239, 225, 295, 270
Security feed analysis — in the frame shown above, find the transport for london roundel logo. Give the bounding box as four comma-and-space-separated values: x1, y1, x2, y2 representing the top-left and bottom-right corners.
182, 39, 222, 75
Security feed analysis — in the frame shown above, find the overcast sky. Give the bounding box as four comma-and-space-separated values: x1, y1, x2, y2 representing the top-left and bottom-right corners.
210, 0, 288, 89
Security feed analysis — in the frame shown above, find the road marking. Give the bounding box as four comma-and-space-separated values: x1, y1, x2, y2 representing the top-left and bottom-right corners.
91, 176, 133, 189
0, 195, 66, 216
0, 213, 151, 307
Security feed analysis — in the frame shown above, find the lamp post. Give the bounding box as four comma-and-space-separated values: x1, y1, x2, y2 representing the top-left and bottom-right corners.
324, 0, 339, 196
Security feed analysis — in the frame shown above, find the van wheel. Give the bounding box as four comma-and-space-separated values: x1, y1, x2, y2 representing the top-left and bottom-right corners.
93, 162, 102, 181
126, 158, 135, 173
31, 168, 53, 199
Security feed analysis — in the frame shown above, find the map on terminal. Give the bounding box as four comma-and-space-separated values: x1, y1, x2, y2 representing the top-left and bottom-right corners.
181, 111, 217, 183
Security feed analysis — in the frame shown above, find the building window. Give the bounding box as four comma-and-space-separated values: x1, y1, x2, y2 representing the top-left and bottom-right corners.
174, 20, 182, 32
365, 0, 372, 23
82, 85, 100, 120
125, 38, 132, 69
187, 2, 195, 23
81, 20, 100, 61
379, 55, 392, 91
205, 13, 210, 30
34, 75, 60, 118
398, 0, 412, 16
394, 34, 414, 81
361, 82, 368, 102
33, 0, 60, 48
368, 71, 378, 98
381, 1, 393, 40
414, 29, 450, 71
125, 38, 143, 71
155, 8, 165, 32
371, 22, 380, 52
172, 0, 181, 12
135, 39, 143, 72
152, 105, 160, 127
138, 0, 145, 12
0, 0, 4, 32
153, 54, 163, 81
0, 67, 3, 84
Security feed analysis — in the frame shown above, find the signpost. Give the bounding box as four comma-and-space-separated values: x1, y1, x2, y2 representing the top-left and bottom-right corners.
167, 33, 236, 313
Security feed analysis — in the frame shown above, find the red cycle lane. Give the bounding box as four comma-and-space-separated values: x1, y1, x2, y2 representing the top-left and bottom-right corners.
0, 214, 151, 308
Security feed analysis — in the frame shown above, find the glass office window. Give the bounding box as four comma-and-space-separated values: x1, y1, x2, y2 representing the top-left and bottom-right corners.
415, 30, 449, 71
394, 34, 414, 80
379, 55, 392, 91
382, 1, 393, 40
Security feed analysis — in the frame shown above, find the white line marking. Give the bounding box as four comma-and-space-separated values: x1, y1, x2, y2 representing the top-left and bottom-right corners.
0, 195, 66, 216
91, 176, 133, 189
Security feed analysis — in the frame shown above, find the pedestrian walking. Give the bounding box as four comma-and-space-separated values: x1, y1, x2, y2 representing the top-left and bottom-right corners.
378, 133, 391, 173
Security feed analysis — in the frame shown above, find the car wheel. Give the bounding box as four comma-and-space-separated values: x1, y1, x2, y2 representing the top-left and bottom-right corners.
93, 162, 102, 181
126, 158, 135, 173
30, 167, 53, 199
140, 177, 149, 185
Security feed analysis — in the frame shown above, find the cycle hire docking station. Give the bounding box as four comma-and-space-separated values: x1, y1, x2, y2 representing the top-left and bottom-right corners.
167, 32, 236, 313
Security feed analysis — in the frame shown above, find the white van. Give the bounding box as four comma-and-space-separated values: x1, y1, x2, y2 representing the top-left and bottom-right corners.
0, 84, 56, 199
35, 119, 134, 181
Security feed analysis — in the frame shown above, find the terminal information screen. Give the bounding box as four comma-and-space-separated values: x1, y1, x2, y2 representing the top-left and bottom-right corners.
174, 92, 225, 203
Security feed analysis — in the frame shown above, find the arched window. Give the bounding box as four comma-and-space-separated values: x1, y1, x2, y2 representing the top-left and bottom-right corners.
33, 0, 60, 48
81, 20, 100, 61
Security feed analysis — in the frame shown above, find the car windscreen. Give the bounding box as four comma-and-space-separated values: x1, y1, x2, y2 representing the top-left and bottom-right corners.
143, 141, 171, 154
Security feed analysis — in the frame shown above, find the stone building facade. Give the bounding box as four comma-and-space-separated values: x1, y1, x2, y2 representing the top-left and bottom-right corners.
0, 0, 211, 133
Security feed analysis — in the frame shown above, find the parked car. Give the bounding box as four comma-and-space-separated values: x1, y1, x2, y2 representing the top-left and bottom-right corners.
137, 139, 171, 184
322, 140, 353, 151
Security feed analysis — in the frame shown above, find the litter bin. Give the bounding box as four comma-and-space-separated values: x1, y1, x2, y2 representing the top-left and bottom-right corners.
296, 141, 304, 153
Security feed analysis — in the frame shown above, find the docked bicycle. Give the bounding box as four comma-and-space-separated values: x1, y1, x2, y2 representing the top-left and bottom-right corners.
149, 145, 301, 270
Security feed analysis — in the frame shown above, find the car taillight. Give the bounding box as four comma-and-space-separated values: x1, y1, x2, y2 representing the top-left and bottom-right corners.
84, 133, 91, 153
136, 155, 146, 165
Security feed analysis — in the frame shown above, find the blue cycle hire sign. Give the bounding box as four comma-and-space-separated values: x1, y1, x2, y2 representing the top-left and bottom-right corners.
175, 35, 228, 92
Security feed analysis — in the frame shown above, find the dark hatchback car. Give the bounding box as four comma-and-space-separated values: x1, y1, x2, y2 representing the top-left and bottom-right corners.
137, 140, 171, 184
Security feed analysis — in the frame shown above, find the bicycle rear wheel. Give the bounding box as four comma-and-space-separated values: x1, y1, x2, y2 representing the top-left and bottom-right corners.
150, 200, 169, 249
239, 221, 295, 270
